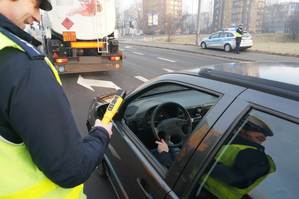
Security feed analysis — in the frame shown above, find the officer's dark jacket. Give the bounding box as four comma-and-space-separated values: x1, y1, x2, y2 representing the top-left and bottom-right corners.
210, 136, 270, 189
0, 14, 110, 188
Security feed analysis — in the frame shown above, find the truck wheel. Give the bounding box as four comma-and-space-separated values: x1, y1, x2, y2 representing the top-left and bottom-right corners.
224, 44, 232, 52
201, 42, 207, 49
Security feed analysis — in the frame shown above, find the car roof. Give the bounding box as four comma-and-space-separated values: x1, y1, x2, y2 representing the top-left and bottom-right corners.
221, 28, 237, 31
211, 30, 250, 35
180, 62, 299, 101
209, 31, 236, 35
212, 31, 233, 34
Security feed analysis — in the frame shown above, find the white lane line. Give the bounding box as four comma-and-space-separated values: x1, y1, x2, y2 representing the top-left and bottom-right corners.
163, 68, 174, 72
133, 52, 144, 56
135, 76, 149, 82
125, 46, 132, 49
157, 57, 176, 63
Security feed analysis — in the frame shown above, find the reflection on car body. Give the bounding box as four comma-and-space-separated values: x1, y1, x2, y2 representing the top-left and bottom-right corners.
87, 62, 299, 199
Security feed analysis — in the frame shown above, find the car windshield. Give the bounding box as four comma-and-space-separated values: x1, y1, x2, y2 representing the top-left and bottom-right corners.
139, 84, 189, 98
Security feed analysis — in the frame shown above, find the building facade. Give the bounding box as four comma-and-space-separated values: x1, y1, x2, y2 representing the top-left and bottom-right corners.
212, 0, 233, 32
143, 0, 182, 34
212, 0, 265, 33
231, 0, 265, 33
263, 2, 299, 33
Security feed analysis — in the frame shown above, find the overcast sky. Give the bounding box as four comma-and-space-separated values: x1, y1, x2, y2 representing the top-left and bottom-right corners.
120, 0, 299, 14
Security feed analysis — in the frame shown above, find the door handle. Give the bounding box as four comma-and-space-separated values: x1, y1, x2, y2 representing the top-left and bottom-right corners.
136, 178, 153, 199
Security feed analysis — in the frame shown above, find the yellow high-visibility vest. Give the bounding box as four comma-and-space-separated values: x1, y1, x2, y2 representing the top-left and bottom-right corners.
236, 31, 242, 38
204, 144, 276, 199
0, 30, 85, 199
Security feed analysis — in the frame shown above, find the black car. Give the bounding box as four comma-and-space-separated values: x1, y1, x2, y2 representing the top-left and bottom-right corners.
87, 63, 299, 199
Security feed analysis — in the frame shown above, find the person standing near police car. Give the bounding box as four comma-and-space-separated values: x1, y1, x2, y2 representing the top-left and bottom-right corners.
235, 25, 243, 54
0, 0, 111, 198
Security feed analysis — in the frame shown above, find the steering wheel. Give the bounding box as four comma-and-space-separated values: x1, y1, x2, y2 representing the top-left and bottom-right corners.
151, 102, 192, 147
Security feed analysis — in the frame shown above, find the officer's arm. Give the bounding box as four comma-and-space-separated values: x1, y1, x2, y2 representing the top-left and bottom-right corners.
5, 49, 110, 188
210, 149, 270, 188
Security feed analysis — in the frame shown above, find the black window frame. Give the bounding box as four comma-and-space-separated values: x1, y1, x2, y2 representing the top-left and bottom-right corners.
112, 74, 246, 183
117, 80, 223, 177
174, 88, 299, 199
189, 107, 299, 199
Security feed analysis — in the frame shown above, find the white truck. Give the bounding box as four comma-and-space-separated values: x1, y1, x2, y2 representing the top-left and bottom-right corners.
41, 0, 122, 74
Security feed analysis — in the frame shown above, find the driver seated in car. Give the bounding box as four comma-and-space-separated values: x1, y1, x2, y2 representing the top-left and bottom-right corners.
152, 139, 179, 168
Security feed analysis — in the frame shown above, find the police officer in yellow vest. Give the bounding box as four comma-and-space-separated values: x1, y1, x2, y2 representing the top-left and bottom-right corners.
203, 116, 276, 199
235, 24, 243, 54
0, 0, 112, 198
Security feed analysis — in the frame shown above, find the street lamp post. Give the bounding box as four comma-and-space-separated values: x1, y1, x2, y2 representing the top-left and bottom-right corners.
195, 0, 202, 45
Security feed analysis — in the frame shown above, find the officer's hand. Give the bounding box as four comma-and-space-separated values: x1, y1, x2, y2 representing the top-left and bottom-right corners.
94, 119, 113, 138
155, 139, 169, 153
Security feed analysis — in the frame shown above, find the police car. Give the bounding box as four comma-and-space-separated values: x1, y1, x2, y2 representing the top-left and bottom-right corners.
87, 62, 299, 199
200, 30, 253, 52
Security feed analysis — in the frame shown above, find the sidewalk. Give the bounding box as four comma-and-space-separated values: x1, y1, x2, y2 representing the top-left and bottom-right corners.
120, 39, 299, 63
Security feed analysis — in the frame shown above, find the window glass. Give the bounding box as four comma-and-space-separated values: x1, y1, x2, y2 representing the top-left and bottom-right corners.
193, 110, 299, 199
210, 33, 220, 39
226, 32, 234, 37
124, 83, 219, 169
219, 32, 226, 38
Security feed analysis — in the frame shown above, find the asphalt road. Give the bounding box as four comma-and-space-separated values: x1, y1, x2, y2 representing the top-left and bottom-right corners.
61, 45, 238, 198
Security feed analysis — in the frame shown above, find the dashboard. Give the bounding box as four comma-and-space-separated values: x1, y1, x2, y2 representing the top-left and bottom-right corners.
124, 89, 217, 146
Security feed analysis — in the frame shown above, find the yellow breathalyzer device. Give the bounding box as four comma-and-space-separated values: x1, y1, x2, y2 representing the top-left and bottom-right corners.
101, 89, 126, 125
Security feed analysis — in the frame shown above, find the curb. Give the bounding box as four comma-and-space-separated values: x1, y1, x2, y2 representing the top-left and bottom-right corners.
248, 49, 299, 58
120, 42, 254, 62
148, 42, 299, 58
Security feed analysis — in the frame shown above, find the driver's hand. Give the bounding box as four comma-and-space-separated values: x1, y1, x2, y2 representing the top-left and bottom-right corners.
94, 119, 113, 138
155, 139, 169, 153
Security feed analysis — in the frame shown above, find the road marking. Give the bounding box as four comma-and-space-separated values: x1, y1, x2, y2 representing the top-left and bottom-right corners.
133, 52, 144, 56
135, 76, 149, 82
77, 75, 120, 92
158, 57, 176, 63
125, 46, 132, 49
163, 68, 174, 72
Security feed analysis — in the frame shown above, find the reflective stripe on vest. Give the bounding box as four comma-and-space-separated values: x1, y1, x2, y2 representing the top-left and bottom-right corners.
236, 32, 242, 38
0, 32, 62, 86
204, 144, 276, 199
44, 56, 62, 86
0, 136, 85, 199
0, 32, 84, 198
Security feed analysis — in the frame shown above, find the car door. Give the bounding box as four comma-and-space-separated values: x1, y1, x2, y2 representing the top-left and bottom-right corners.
206, 33, 220, 48
174, 89, 299, 199
105, 74, 245, 198
225, 32, 236, 49
215, 32, 226, 48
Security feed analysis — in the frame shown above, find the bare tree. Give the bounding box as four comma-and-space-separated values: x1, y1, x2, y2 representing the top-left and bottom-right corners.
179, 14, 191, 33
164, 14, 180, 42
287, 12, 299, 40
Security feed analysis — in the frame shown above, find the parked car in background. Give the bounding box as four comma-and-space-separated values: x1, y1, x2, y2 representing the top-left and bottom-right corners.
200, 30, 253, 52
87, 62, 299, 199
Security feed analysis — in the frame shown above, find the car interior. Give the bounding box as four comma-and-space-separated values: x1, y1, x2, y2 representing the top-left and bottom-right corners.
124, 83, 219, 152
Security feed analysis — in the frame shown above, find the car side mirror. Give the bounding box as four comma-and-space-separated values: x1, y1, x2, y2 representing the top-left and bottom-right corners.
86, 93, 115, 131
96, 102, 109, 121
